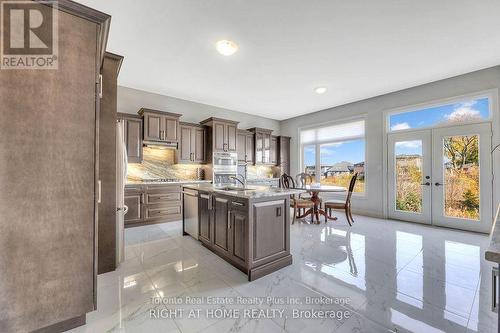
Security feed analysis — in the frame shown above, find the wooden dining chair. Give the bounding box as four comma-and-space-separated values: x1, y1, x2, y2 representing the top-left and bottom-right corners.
323, 173, 358, 226
281, 173, 314, 224
295, 172, 313, 199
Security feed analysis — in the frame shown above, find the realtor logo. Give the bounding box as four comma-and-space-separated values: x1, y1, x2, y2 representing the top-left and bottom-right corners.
1, 0, 58, 69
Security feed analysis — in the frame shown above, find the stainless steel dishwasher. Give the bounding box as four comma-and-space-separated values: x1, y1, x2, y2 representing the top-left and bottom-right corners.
182, 188, 199, 239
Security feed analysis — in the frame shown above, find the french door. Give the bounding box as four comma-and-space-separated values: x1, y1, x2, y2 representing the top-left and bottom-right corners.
388, 123, 492, 233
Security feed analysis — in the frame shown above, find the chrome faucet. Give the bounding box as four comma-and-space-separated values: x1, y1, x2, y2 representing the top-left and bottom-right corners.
230, 175, 246, 187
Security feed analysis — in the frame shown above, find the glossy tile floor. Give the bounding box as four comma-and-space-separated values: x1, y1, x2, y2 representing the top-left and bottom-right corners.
69, 214, 496, 333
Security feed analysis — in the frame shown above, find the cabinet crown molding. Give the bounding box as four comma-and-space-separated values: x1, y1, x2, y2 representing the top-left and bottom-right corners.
199, 117, 239, 126
138, 108, 182, 118
247, 127, 273, 134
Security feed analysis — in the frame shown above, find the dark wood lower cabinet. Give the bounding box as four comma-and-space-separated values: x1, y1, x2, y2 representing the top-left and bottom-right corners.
194, 190, 291, 281
124, 190, 143, 224
230, 210, 247, 265
213, 197, 230, 254
198, 194, 212, 244
124, 184, 182, 227
252, 200, 287, 263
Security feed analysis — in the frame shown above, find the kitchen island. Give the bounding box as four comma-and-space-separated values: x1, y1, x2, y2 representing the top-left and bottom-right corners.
182, 184, 305, 281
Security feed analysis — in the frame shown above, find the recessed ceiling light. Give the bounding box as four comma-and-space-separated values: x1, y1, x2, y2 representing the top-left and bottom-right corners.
315, 87, 327, 94
216, 40, 238, 56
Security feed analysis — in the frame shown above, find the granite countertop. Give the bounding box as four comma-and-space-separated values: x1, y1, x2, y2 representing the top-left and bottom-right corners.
126, 180, 212, 186
183, 183, 305, 199
485, 204, 500, 263
246, 178, 280, 182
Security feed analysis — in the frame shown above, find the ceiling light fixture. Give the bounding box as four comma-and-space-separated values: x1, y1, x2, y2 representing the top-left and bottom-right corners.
216, 40, 238, 56
315, 87, 327, 94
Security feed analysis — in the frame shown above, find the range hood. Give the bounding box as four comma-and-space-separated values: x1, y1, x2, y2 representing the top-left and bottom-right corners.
143, 140, 178, 149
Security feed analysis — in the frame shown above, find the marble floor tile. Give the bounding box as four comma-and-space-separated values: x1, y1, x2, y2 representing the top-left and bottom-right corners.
75, 215, 495, 333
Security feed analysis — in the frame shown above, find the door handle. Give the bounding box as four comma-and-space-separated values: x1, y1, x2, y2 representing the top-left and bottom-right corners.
492, 267, 498, 313
421, 182, 431, 186
227, 210, 231, 229
97, 180, 102, 204
435, 182, 443, 186
276, 207, 282, 217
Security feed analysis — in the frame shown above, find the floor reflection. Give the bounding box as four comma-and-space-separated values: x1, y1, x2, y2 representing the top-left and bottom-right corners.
72, 216, 494, 333
292, 216, 492, 333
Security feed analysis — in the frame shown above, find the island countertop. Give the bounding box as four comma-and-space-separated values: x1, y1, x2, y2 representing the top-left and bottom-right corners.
182, 183, 305, 199
126, 180, 211, 186
485, 204, 500, 263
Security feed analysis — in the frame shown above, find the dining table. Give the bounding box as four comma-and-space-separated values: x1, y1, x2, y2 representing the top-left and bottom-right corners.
295, 184, 347, 224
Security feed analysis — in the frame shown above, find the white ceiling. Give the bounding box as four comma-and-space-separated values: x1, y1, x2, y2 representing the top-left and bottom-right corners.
80, 0, 500, 120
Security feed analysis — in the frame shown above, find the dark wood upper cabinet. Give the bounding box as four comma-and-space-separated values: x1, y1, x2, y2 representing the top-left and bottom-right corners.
248, 128, 273, 165
143, 112, 162, 141
179, 125, 192, 161
194, 127, 206, 162
117, 113, 143, 163
200, 117, 239, 153
138, 108, 181, 143
226, 123, 237, 152
277, 136, 291, 176
178, 122, 206, 164
237, 130, 254, 164
214, 122, 226, 151
270, 136, 278, 165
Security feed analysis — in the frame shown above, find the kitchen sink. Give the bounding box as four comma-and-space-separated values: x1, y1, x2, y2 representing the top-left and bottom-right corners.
218, 186, 257, 192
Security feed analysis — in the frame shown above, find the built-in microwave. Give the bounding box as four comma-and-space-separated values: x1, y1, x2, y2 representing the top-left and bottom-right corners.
213, 152, 237, 185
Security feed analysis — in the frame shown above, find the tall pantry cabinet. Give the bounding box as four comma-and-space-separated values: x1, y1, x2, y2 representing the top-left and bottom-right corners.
0, 1, 110, 332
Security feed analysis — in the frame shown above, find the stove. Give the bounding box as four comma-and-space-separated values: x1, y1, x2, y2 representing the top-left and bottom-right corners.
141, 178, 180, 183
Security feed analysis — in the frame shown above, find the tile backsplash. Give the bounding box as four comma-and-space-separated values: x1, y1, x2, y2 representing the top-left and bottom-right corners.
127, 147, 205, 181
247, 165, 281, 179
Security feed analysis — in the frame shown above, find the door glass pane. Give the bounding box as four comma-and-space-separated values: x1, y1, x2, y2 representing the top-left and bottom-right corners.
395, 140, 423, 213
443, 135, 480, 220
303, 144, 316, 177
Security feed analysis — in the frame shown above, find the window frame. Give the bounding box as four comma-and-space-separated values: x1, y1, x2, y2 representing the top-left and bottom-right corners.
381, 88, 499, 219
386, 91, 494, 133
299, 116, 367, 197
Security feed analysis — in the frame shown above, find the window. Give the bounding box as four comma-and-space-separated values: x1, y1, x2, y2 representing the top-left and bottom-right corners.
300, 120, 365, 193
389, 97, 490, 132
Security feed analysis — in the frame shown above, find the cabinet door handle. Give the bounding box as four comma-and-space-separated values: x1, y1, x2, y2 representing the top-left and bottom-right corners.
140, 193, 145, 204
231, 201, 244, 206
227, 210, 231, 229
492, 267, 498, 313
276, 207, 282, 217
97, 180, 102, 204
208, 195, 213, 210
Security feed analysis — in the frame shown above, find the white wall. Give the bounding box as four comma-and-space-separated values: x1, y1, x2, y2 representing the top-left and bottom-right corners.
118, 86, 280, 133
280, 66, 500, 218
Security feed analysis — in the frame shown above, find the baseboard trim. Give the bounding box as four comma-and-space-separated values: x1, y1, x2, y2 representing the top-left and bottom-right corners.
31, 314, 86, 333
249, 254, 293, 281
